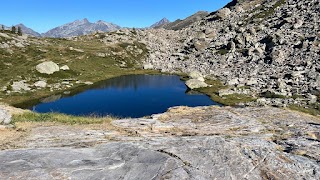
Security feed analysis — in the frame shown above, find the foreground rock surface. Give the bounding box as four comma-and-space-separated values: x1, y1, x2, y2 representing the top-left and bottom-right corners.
0, 106, 319, 179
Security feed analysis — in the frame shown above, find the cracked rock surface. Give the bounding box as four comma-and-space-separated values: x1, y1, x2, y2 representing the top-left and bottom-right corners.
0, 106, 319, 179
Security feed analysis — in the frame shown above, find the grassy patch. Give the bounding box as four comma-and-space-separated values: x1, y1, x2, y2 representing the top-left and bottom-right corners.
260, 91, 286, 99
247, 0, 286, 23
12, 112, 111, 125
288, 105, 320, 116
197, 79, 256, 106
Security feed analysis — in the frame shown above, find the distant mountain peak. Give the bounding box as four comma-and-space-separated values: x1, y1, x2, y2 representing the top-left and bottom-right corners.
14, 23, 41, 37
81, 18, 90, 23
42, 19, 121, 38
150, 18, 171, 28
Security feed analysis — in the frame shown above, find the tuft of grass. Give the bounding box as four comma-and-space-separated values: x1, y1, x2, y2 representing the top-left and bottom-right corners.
12, 112, 112, 125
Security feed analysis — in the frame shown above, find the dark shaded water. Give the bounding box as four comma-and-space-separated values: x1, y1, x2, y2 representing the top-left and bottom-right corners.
27, 75, 219, 118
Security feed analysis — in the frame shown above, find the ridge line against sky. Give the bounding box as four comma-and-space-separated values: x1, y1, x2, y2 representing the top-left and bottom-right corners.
0, 0, 231, 33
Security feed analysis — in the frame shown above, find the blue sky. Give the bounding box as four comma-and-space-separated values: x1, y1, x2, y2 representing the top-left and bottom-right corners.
0, 0, 231, 33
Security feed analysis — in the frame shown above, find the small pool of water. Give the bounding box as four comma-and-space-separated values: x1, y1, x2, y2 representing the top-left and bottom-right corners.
24, 75, 220, 118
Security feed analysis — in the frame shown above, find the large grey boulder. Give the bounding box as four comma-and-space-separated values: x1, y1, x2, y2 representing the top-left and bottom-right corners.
216, 8, 231, 19
0, 108, 12, 125
34, 81, 47, 88
36, 61, 60, 75
60, 65, 70, 71
185, 79, 208, 89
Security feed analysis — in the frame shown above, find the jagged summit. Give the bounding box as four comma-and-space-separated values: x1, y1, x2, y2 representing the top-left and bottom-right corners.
149, 18, 171, 28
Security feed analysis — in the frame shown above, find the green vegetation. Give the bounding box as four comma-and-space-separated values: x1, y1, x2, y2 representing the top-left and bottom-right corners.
11, 26, 16, 34
247, 0, 286, 23
12, 112, 111, 125
216, 48, 229, 55
288, 104, 320, 116
260, 91, 286, 99
17, 26, 22, 36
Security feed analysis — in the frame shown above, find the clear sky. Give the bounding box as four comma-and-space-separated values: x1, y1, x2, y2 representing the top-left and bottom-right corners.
0, 0, 231, 33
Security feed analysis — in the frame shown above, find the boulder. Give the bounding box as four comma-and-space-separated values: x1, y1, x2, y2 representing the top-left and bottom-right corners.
246, 78, 258, 86
293, 19, 303, 29
308, 94, 317, 104
36, 61, 60, 75
0, 108, 12, 125
228, 78, 239, 86
60, 65, 70, 71
218, 89, 234, 96
34, 81, 47, 88
216, 8, 231, 19
96, 53, 106, 57
143, 63, 154, 70
271, 48, 286, 64
189, 71, 203, 79
11, 81, 31, 92
185, 79, 208, 89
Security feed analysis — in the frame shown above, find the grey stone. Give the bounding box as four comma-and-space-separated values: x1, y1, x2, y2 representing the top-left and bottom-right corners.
0, 108, 11, 125
189, 71, 203, 79
216, 8, 231, 19
36, 61, 60, 75
34, 81, 47, 88
185, 79, 208, 89
143, 63, 154, 70
60, 65, 70, 71
308, 94, 317, 104
11, 81, 31, 92
293, 19, 303, 29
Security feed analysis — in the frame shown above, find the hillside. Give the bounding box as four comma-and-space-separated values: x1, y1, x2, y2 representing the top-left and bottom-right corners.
0, 29, 149, 105
142, 0, 319, 114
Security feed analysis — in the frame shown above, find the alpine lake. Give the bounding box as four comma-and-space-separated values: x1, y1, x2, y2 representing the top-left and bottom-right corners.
17, 75, 220, 118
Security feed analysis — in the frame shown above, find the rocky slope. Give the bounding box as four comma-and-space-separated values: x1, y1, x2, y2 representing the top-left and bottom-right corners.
140, 0, 320, 108
0, 105, 319, 179
42, 18, 121, 38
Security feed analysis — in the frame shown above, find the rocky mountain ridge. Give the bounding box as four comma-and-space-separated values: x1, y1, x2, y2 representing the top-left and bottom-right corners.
159, 11, 209, 30
42, 18, 121, 38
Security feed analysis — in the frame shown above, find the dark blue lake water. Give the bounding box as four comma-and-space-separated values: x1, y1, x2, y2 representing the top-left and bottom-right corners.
29, 75, 219, 118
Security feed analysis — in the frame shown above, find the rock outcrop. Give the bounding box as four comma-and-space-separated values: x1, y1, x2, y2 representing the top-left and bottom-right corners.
0, 108, 11, 125
35, 61, 60, 74
0, 106, 319, 179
